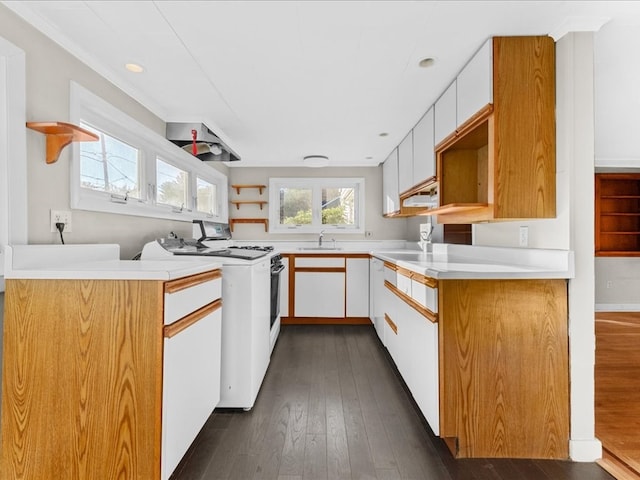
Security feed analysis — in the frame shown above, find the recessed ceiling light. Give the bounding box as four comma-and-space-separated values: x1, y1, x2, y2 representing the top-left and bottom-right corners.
379, 132, 389, 137
303, 155, 329, 168
418, 57, 435, 68
125, 63, 144, 73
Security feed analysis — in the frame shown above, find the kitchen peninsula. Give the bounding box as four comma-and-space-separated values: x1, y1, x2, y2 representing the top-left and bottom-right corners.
275, 242, 574, 460
0, 245, 223, 480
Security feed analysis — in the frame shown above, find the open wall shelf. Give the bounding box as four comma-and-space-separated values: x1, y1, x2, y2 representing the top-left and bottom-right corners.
27, 122, 98, 164
595, 173, 640, 256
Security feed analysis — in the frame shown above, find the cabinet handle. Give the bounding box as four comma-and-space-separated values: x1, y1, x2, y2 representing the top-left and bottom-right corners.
165, 269, 222, 294
164, 298, 222, 338
385, 313, 398, 335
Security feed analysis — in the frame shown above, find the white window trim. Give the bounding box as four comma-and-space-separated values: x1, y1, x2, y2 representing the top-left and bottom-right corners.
268, 177, 365, 234
69, 82, 228, 223
0, 37, 28, 291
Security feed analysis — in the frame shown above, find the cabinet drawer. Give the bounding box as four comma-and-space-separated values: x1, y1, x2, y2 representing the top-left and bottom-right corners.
396, 270, 412, 296
295, 256, 345, 268
383, 265, 397, 287
411, 279, 438, 313
164, 270, 222, 325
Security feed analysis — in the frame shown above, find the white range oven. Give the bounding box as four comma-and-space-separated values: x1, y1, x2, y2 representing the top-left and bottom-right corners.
140, 220, 282, 410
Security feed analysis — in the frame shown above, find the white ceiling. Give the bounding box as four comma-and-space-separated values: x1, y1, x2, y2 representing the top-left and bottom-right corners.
4, 1, 640, 168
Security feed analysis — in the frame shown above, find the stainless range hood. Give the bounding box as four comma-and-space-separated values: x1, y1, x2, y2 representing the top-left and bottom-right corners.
166, 122, 240, 162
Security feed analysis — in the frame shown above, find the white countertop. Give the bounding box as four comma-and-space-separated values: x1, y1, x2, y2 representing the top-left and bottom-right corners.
4, 244, 222, 280
370, 244, 574, 280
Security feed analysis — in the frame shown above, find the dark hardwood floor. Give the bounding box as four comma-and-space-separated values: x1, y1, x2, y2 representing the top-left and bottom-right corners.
172, 325, 613, 480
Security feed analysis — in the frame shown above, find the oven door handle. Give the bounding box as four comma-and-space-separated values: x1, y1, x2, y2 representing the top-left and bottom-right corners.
271, 264, 285, 274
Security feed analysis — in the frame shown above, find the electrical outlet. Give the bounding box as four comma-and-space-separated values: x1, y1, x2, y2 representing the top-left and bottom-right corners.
606, 280, 613, 289
50, 209, 73, 233
519, 226, 528, 247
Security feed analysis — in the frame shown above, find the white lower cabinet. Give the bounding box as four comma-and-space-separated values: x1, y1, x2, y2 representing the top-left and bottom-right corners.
378, 260, 440, 435
370, 257, 386, 342
346, 257, 369, 317
162, 307, 222, 479
295, 271, 345, 317
280, 256, 289, 317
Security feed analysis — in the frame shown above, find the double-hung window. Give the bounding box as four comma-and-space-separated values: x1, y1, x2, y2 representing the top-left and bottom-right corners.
268, 177, 365, 233
70, 82, 228, 222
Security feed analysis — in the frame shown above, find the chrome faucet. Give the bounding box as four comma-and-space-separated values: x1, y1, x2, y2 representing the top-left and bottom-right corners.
318, 230, 324, 247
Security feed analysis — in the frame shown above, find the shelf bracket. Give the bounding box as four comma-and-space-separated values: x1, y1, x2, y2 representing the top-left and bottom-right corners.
26, 122, 99, 164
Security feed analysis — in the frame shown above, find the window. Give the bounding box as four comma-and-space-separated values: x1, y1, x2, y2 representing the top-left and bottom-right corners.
156, 158, 187, 209
196, 177, 217, 216
269, 178, 365, 233
79, 123, 141, 198
70, 82, 228, 222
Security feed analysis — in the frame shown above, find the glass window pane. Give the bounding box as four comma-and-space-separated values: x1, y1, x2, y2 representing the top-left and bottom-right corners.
322, 187, 355, 225
156, 158, 188, 208
79, 123, 141, 198
279, 187, 312, 224
196, 177, 217, 215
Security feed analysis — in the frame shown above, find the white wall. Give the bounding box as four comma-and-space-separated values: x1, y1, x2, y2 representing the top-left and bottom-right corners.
0, 5, 228, 259
593, 19, 640, 308
228, 165, 409, 241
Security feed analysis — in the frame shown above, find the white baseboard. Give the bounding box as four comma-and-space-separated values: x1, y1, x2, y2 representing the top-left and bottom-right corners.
595, 303, 640, 312
570, 438, 603, 462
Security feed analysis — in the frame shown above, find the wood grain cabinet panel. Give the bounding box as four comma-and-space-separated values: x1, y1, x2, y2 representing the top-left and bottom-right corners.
1, 270, 222, 480
435, 36, 556, 224
438, 279, 569, 459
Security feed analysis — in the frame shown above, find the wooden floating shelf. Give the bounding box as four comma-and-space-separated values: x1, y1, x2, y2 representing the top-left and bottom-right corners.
230, 201, 268, 210
229, 218, 268, 232
26, 121, 99, 164
231, 184, 266, 195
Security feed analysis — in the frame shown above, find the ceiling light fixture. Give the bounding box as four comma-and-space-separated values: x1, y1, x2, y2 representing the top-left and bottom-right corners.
418, 57, 435, 68
125, 63, 144, 73
378, 132, 389, 137
303, 155, 329, 168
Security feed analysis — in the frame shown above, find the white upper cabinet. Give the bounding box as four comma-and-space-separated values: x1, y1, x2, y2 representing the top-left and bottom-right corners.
434, 80, 457, 146
397, 131, 414, 194
457, 39, 493, 128
412, 106, 435, 184
382, 148, 400, 215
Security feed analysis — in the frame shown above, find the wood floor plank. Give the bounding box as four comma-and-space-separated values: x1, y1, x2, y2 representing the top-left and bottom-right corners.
173, 325, 614, 480
596, 312, 640, 478
303, 433, 328, 480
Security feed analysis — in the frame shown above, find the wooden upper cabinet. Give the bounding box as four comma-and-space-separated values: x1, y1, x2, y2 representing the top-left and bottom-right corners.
435, 36, 556, 224
595, 173, 640, 256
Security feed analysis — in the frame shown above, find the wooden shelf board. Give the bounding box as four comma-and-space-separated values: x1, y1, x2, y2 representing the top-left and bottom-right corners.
428, 203, 489, 215
231, 184, 266, 195
27, 121, 99, 164
230, 201, 268, 210
229, 218, 268, 231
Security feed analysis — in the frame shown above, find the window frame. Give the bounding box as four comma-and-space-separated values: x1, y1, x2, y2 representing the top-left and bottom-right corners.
268, 177, 365, 234
69, 82, 228, 223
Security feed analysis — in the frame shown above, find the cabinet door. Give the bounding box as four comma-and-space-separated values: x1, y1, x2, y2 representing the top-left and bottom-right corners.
397, 131, 414, 194
382, 148, 399, 215
412, 106, 435, 183
434, 80, 457, 146
280, 257, 289, 317
457, 39, 492, 128
295, 271, 345, 317
346, 257, 369, 317
370, 257, 386, 341
162, 308, 222, 480
406, 312, 439, 435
